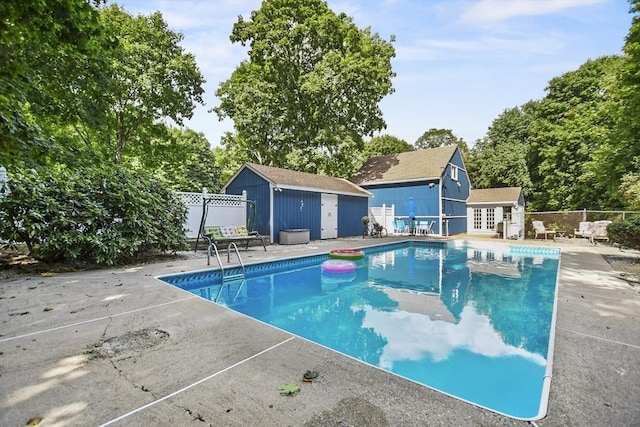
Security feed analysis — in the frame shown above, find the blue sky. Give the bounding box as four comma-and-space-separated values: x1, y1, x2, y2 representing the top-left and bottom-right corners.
113, 0, 631, 147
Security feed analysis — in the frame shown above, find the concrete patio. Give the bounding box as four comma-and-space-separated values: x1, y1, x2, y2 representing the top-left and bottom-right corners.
1, 237, 638, 426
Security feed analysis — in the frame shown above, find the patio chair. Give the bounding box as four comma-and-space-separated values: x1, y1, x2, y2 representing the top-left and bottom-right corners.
590, 220, 612, 244
393, 219, 409, 235
425, 221, 435, 235
574, 221, 594, 239
415, 221, 433, 235
532, 220, 556, 240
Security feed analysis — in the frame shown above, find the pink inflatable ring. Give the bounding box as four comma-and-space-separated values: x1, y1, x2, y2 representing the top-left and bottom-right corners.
321, 259, 356, 274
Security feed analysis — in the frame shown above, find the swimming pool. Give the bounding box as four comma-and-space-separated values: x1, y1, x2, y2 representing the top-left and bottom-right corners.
159, 240, 560, 420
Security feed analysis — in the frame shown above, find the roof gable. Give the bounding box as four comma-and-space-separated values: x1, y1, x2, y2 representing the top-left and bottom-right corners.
468, 187, 523, 204
350, 145, 459, 185
235, 163, 372, 197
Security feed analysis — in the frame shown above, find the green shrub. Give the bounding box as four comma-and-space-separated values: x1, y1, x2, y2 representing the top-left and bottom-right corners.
0, 166, 188, 265
607, 217, 640, 250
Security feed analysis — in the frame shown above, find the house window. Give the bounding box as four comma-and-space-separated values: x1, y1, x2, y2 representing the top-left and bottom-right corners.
503, 205, 512, 221
487, 208, 495, 229
473, 208, 482, 230
450, 165, 459, 181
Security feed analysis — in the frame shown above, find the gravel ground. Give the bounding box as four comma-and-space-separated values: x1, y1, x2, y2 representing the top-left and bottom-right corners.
602, 252, 640, 288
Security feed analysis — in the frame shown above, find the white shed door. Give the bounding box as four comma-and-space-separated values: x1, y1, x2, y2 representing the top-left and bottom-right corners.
321, 193, 338, 239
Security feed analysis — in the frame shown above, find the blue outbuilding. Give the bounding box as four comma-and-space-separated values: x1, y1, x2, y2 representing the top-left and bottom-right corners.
351, 145, 470, 235
223, 163, 372, 244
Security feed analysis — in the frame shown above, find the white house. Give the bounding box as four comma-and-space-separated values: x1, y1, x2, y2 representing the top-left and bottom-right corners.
466, 187, 525, 240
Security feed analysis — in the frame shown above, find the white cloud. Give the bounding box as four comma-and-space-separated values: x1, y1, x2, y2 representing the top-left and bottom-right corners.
395, 31, 564, 63
361, 303, 546, 369
459, 0, 605, 24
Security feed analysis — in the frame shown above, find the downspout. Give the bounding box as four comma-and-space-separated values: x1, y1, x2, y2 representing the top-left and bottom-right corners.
269, 183, 275, 243
438, 179, 443, 236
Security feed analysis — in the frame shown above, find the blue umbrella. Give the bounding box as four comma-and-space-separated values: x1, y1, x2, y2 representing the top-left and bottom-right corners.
409, 197, 415, 219
409, 197, 415, 234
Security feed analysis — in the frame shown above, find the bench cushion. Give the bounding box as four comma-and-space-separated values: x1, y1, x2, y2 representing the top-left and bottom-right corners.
220, 225, 237, 238
205, 226, 222, 239
235, 225, 249, 236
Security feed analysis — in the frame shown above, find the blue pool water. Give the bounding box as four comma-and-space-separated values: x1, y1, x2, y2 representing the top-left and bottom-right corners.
159, 241, 560, 420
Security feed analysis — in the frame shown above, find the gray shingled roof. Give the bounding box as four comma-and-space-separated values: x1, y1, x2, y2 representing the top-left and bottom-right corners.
350, 145, 458, 185
245, 163, 372, 197
467, 187, 523, 204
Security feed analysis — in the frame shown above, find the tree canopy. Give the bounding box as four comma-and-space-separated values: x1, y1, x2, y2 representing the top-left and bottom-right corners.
415, 128, 463, 149
608, 0, 640, 209
468, 55, 629, 211
364, 134, 413, 158
466, 104, 536, 193
76, 5, 206, 164
3, 0, 639, 216
0, 0, 105, 168
0, 1, 217, 191
214, 0, 396, 175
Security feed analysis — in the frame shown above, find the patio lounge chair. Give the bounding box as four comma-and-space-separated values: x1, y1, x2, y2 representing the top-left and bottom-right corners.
393, 219, 409, 235
574, 221, 595, 239
418, 220, 435, 235
532, 220, 556, 240
590, 220, 612, 244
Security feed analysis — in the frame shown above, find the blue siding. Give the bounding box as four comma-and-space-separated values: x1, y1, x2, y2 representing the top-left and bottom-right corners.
443, 217, 467, 235
441, 149, 469, 235
225, 168, 271, 236
367, 182, 440, 218
338, 195, 369, 237
361, 147, 471, 235
226, 166, 371, 243
273, 190, 321, 242
443, 200, 467, 235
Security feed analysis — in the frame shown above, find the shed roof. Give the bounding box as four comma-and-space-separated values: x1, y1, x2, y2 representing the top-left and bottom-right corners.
467, 187, 523, 204
350, 145, 458, 185
241, 163, 372, 197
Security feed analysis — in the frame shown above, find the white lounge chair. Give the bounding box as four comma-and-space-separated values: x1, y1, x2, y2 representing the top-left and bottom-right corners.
532, 220, 556, 240
574, 221, 595, 239
590, 220, 612, 244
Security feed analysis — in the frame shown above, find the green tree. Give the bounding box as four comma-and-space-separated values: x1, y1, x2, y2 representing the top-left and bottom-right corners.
65, 5, 206, 164
285, 131, 364, 178
214, 0, 396, 173
596, 0, 640, 209
364, 134, 413, 157
528, 56, 622, 210
415, 128, 470, 162
415, 128, 462, 149
129, 128, 222, 192
0, 0, 105, 168
0, 166, 188, 265
467, 105, 535, 194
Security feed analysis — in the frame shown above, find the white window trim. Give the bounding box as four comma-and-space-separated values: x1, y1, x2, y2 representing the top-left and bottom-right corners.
450, 165, 459, 181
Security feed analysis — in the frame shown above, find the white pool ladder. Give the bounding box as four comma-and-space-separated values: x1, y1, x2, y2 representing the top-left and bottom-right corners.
209, 242, 247, 302
208, 241, 246, 279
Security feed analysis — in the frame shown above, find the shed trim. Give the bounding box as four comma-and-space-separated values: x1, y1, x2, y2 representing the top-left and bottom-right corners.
275, 184, 373, 197
358, 177, 441, 186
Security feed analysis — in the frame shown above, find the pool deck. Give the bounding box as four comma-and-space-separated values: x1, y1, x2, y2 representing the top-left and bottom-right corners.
1, 237, 639, 426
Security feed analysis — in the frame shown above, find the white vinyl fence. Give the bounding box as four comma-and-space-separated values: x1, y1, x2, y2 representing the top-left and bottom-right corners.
178, 190, 248, 238
369, 204, 395, 234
